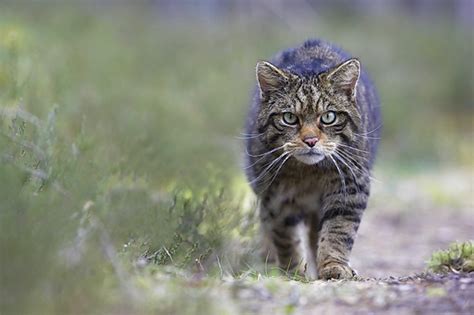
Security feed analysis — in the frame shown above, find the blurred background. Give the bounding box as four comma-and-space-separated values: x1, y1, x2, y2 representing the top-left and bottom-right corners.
0, 1, 472, 314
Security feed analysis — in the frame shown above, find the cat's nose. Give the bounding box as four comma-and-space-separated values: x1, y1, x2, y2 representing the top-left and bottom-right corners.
303, 136, 319, 148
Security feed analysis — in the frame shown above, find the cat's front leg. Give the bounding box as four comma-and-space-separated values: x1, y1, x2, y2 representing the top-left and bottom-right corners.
316, 188, 368, 280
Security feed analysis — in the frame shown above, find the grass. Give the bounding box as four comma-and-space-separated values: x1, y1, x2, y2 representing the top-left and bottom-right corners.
0, 3, 473, 315
428, 241, 474, 274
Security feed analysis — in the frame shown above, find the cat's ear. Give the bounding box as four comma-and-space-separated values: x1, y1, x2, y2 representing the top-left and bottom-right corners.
326, 58, 360, 100
256, 61, 289, 96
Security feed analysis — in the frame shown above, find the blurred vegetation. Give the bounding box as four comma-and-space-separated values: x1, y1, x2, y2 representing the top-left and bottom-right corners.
0, 3, 472, 314
428, 241, 474, 274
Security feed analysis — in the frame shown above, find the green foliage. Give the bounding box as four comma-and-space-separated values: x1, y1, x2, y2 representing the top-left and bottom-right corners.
428, 241, 474, 274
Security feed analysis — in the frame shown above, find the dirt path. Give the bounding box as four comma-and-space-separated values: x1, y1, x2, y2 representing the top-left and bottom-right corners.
352, 208, 473, 278
228, 273, 473, 314
352, 169, 473, 278
227, 170, 474, 314
228, 204, 474, 314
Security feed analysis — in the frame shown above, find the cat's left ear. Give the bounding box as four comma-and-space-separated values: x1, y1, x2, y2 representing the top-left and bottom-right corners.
256, 61, 290, 96
326, 58, 360, 100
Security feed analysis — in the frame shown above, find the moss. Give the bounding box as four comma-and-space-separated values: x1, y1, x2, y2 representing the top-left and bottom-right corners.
428, 241, 474, 274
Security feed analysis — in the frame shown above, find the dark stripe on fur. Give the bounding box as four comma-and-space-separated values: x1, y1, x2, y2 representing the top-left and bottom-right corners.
284, 213, 305, 227
318, 209, 362, 231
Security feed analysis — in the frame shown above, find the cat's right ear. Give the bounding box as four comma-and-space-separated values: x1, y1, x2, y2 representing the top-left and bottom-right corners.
256, 61, 289, 96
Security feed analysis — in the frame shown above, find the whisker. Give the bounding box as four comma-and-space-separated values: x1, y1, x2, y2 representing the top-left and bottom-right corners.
335, 153, 369, 174
358, 124, 382, 136
245, 144, 285, 158
335, 149, 369, 174
328, 154, 347, 198
242, 132, 261, 136
336, 148, 368, 167
252, 153, 289, 187
236, 132, 264, 140
335, 149, 381, 183
259, 154, 292, 192
353, 134, 381, 140
249, 152, 289, 185
332, 152, 360, 193
246, 147, 290, 172
335, 150, 371, 179
336, 143, 370, 154
244, 154, 268, 170
239, 131, 263, 136
336, 145, 370, 161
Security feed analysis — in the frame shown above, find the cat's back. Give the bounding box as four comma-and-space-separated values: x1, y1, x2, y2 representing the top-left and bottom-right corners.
271, 39, 352, 76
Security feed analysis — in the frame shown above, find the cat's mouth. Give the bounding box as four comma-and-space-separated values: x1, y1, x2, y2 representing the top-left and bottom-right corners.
293, 149, 325, 165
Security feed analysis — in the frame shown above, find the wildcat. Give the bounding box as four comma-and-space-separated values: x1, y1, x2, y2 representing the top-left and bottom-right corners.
244, 39, 381, 280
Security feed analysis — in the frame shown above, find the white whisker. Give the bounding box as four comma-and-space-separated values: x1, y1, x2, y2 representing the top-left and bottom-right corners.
332, 152, 360, 193
335, 149, 381, 183
353, 134, 381, 140
337, 142, 370, 154
236, 132, 264, 140
328, 154, 347, 198
240, 132, 263, 136
245, 144, 285, 158
259, 154, 292, 192
249, 152, 289, 185
336, 147, 369, 163
335, 150, 372, 178
358, 124, 382, 136
335, 149, 368, 172
244, 154, 268, 170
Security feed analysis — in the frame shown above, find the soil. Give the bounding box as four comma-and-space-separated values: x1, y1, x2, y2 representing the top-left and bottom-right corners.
229, 170, 474, 314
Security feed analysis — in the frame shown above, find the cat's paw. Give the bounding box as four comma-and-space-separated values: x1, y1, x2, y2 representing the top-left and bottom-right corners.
318, 263, 356, 280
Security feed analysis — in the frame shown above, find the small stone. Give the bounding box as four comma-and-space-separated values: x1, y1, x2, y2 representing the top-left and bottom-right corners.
460, 278, 472, 284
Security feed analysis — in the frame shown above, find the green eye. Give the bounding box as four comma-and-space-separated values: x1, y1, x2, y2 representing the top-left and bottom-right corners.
282, 112, 298, 125
321, 111, 337, 124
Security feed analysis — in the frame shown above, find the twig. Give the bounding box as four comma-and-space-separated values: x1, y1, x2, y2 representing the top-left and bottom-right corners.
162, 246, 174, 263
0, 106, 43, 128
1, 153, 48, 180
1, 131, 47, 161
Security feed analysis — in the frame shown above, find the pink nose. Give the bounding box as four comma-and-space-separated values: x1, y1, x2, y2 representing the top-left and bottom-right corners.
303, 136, 319, 148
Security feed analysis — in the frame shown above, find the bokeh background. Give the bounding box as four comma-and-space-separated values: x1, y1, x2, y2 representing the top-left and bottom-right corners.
0, 1, 472, 314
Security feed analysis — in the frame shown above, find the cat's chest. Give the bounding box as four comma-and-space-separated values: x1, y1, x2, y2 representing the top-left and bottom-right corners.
264, 177, 324, 213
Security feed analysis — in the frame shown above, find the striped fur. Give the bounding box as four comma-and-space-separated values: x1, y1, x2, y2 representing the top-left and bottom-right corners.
244, 39, 381, 280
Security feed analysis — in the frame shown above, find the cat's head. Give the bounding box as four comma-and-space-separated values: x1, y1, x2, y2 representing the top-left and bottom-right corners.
255, 58, 362, 165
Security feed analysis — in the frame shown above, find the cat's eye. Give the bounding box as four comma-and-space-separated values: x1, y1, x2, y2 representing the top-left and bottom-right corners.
282, 112, 298, 125
320, 111, 337, 125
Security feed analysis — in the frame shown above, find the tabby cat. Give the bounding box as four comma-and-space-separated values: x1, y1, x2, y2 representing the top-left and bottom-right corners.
244, 39, 381, 280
